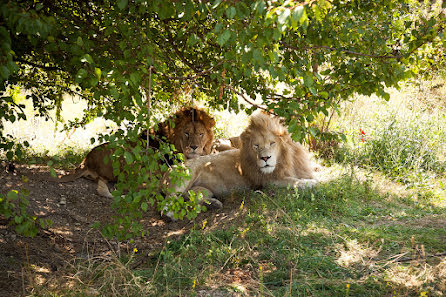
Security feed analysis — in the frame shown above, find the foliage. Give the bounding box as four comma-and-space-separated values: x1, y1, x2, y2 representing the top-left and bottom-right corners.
1, 0, 445, 136
345, 119, 445, 185
97, 130, 203, 240
333, 90, 446, 187
0, 185, 51, 237
1, 0, 445, 238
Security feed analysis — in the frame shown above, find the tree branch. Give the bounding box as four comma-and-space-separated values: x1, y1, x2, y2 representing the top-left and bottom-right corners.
224, 84, 274, 114
282, 42, 401, 59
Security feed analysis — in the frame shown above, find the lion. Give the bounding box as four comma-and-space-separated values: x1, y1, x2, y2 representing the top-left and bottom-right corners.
167, 112, 317, 219
56, 107, 216, 198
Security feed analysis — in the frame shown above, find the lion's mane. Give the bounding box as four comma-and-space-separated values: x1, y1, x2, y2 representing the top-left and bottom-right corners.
169, 107, 215, 155
240, 112, 314, 187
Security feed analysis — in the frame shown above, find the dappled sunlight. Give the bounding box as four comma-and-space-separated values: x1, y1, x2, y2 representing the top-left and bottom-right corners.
30, 265, 51, 286
335, 239, 380, 268
301, 223, 332, 237
384, 262, 438, 290
166, 228, 187, 237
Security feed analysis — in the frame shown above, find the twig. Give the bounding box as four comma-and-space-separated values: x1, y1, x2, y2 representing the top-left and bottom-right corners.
288, 44, 400, 59
395, 251, 446, 263
224, 85, 274, 114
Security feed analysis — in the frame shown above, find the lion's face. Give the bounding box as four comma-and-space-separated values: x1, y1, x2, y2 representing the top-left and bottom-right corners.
177, 121, 213, 159
248, 132, 281, 174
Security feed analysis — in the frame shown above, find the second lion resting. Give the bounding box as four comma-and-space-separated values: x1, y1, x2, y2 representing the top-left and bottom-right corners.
56, 107, 216, 198
169, 112, 317, 217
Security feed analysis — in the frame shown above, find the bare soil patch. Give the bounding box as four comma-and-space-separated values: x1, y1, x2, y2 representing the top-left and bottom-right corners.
0, 165, 244, 297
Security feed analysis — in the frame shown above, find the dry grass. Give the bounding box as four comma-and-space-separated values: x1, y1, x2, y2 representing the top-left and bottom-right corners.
34, 253, 152, 297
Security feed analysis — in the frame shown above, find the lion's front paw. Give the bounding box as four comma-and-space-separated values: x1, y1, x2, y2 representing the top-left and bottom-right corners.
161, 201, 177, 222
301, 179, 318, 188
203, 198, 223, 210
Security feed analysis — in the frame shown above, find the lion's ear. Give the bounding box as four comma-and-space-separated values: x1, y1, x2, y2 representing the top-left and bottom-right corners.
209, 117, 216, 127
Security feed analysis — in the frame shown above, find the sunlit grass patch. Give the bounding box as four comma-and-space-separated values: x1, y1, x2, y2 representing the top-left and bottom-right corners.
33, 254, 153, 297
319, 82, 445, 187
85, 174, 443, 296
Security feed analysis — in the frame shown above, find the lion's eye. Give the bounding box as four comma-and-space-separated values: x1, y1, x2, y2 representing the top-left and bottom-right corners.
200, 133, 204, 137
270, 141, 276, 146
185, 132, 189, 138
253, 144, 259, 150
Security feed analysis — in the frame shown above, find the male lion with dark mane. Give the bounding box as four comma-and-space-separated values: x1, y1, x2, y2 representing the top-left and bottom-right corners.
57, 107, 215, 198
168, 112, 316, 217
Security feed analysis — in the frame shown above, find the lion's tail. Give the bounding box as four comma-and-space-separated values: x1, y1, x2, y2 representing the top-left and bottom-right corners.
55, 167, 89, 182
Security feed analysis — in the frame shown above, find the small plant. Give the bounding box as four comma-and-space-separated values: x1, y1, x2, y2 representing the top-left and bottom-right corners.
0, 182, 51, 237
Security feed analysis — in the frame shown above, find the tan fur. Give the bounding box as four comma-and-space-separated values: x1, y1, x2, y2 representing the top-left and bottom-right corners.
56, 107, 216, 198
211, 136, 242, 152
170, 112, 317, 216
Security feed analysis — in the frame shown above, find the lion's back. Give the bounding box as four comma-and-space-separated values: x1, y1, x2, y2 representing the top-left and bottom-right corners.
84, 143, 116, 182
187, 149, 250, 197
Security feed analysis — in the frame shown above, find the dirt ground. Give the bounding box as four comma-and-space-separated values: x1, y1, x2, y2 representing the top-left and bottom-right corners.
0, 164, 244, 297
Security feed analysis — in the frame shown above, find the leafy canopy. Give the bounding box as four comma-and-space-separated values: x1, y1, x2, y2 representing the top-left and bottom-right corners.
1, 0, 445, 238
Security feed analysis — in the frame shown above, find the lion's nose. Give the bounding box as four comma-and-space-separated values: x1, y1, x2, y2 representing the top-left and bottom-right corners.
261, 156, 271, 162
190, 145, 198, 150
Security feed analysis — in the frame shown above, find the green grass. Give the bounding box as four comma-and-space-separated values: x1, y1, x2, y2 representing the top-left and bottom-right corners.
37, 174, 444, 297
122, 176, 445, 296
330, 81, 446, 191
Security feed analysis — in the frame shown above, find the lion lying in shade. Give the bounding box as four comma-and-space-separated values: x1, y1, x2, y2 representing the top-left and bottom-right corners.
166, 112, 317, 219
56, 107, 216, 198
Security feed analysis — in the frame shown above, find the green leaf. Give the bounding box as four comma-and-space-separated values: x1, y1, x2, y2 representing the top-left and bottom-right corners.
94, 67, 101, 79
319, 91, 329, 98
252, 1, 265, 14
278, 8, 290, 25
226, 7, 236, 19
309, 127, 317, 138
123, 151, 134, 164
187, 34, 200, 47
0, 66, 10, 79
6, 151, 13, 160
7, 190, 18, 201
217, 29, 231, 46
76, 36, 83, 47
50, 167, 57, 178
141, 202, 148, 211
291, 6, 305, 28
117, 0, 128, 10
76, 68, 88, 80
80, 54, 94, 64
303, 73, 313, 87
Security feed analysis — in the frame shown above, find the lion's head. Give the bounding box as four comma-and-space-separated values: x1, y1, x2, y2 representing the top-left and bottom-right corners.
240, 112, 314, 186
169, 107, 216, 159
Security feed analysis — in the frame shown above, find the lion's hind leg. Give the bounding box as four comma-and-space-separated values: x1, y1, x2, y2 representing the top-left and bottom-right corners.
96, 177, 113, 198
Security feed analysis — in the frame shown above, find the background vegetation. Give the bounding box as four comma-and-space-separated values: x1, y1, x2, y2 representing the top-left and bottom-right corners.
1, 1, 445, 295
